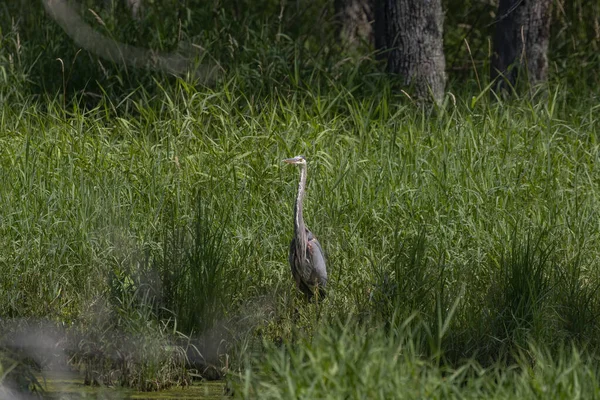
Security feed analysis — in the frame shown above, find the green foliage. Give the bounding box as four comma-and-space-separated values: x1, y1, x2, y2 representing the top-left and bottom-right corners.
0, 348, 46, 397
3, 78, 600, 392
235, 319, 600, 399
73, 291, 191, 391
1, 0, 600, 395
154, 191, 243, 334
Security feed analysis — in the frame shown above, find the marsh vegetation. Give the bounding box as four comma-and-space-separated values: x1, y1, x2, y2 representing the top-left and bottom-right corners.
1, 0, 600, 398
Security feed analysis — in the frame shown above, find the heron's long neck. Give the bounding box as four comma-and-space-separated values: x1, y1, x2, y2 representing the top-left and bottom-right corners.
294, 164, 307, 246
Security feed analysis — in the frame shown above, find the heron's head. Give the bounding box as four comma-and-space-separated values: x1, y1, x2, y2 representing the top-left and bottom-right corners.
283, 155, 306, 165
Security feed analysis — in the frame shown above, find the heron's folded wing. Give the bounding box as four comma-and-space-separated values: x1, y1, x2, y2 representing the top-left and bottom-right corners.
308, 237, 327, 285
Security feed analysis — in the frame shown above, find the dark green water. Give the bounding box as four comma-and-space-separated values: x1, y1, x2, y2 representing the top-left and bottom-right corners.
37, 372, 226, 399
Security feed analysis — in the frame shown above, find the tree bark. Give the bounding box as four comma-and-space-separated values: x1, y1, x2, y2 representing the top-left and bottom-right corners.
491, 0, 552, 94
334, 0, 374, 50
374, 0, 446, 104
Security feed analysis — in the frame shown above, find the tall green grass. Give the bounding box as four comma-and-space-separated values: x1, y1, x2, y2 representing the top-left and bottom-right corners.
2, 0, 600, 395
3, 78, 600, 388
236, 319, 600, 399
2, 77, 600, 390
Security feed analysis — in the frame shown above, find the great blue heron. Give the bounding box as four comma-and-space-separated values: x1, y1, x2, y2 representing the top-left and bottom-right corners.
283, 155, 327, 300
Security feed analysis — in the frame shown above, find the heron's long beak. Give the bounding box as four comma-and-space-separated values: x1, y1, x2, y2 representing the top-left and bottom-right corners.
283, 158, 297, 164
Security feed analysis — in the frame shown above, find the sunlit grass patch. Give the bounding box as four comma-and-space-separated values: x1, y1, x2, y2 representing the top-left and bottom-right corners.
236, 317, 600, 399
2, 67, 600, 395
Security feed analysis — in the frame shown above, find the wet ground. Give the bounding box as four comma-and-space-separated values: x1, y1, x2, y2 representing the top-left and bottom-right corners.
31, 372, 226, 399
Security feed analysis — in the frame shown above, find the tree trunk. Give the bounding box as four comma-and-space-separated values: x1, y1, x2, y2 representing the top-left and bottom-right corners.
374, 0, 446, 104
491, 0, 552, 94
334, 0, 374, 50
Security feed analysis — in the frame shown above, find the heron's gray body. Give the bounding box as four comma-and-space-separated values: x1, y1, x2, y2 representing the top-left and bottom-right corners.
289, 228, 327, 299
284, 155, 327, 300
